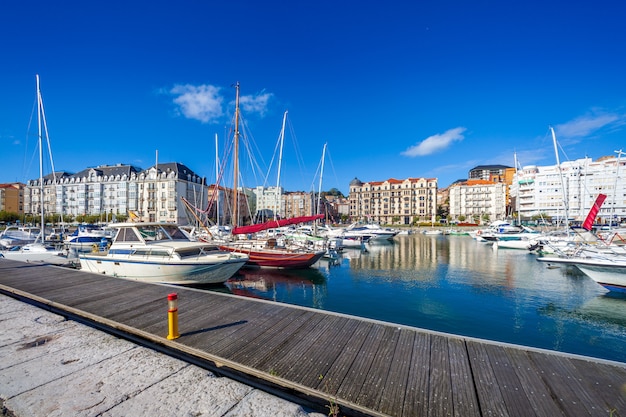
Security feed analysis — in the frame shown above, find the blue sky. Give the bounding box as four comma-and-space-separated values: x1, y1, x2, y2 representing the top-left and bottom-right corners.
1, 1, 625, 195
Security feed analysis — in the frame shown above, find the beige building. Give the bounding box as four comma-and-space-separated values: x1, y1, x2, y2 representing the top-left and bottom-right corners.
0, 183, 25, 215
348, 177, 438, 225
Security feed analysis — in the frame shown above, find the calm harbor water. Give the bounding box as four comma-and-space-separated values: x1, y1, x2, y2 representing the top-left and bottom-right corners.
208, 233, 626, 364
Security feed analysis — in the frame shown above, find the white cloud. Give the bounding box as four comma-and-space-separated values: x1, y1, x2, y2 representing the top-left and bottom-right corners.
401, 127, 466, 157
170, 84, 223, 123
239, 91, 273, 117
555, 111, 623, 143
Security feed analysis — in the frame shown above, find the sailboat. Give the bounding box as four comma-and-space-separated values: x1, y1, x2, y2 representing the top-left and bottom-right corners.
0, 75, 70, 266
215, 83, 325, 268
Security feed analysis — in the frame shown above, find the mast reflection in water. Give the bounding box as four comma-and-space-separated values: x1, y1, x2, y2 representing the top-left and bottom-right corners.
213, 233, 626, 364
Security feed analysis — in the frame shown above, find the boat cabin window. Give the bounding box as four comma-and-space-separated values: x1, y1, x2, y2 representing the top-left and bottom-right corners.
116, 227, 141, 242
176, 245, 221, 258
160, 224, 189, 240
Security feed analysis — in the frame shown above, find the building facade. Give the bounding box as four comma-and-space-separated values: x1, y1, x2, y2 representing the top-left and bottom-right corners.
348, 177, 438, 225
253, 186, 285, 219
449, 179, 507, 223
23, 163, 208, 224
511, 155, 626, 224
0, 183, 25, 215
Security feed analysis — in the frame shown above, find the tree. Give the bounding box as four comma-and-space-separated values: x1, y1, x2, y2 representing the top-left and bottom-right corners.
323, 188, 345, 198
0, 211, 20, 224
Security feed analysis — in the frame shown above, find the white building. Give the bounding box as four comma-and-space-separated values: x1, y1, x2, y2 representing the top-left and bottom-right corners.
253, 186, 284, 219
511, 155, 626, 224
449, 180, 507, 223
24, 163, 208, 224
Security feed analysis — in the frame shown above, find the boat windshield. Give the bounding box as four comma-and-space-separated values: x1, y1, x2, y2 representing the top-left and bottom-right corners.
114, 224, 191, 243
138, 224, 189, 242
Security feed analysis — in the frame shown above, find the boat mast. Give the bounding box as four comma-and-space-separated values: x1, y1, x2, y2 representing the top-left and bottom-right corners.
215, 133, 220, 226
36, 75, 45, 243
233, 82, 240, 227
611, 149, 624, 227
513, 152, 520, 224
316, 143, 327, 216
275, 110, 287, 220
551, 126, 569, 227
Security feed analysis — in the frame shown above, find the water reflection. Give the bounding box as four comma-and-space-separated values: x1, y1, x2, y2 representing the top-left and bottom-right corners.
226, 267, 328, 308
209, 233, 625, 363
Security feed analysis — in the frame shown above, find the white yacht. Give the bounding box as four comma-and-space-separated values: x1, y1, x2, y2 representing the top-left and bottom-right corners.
79, 222, 249, 285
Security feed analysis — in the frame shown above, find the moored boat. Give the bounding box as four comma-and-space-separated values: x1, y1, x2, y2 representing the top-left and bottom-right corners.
537, 248, 626, 293
0, 76, 70, 267
79, 222, 248, 285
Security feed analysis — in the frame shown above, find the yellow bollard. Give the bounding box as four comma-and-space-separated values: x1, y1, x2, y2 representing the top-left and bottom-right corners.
167, 293, 180, 340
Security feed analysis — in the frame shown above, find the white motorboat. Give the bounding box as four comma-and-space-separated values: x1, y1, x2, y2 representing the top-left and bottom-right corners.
79, 222, 249, 285
1, 242, 70, 266
537, 248, 626, 293
0, 225, 40, 248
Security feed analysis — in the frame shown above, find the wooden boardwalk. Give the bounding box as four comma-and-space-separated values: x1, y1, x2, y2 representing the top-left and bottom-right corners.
0, 258, 625, 417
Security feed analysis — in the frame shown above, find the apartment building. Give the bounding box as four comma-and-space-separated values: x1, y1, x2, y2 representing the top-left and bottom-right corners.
23, 163, 208, 224
348, 177, 438, 225
511, 155, 626, 223
449, 179, 507, 223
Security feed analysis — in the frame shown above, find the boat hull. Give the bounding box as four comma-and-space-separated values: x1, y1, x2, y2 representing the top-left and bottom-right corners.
576, 264, 626, 293
537, 256, 626, 292
79, 254, 247, 285
219, 245, 325, 268
0, 250, 69, 266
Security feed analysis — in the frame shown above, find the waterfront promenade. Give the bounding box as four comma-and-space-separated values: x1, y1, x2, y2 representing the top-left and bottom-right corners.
1, 258, 625, 416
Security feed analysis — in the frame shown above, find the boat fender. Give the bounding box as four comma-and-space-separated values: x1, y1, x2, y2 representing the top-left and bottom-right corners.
92, 244, 99, 253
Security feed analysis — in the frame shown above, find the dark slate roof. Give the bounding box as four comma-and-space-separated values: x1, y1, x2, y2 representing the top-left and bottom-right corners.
143, 162, 205, 184
470, 164, 512, 171
72, 164, 142, 179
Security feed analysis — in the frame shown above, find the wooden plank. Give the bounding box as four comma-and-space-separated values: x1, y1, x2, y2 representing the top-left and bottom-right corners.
376, 327, 414, 416
569, 357, 626, 414
284, 317, 359, 389
313, 321, 373, 394
335, 323, 387, 404
356, 326, 401, 411
484, 343, 541, 416
428, 334, 454, 416
529, 351, 617, 417
228, 308, 312, 365
213, 304, 293, 359
251, 313, 326, 374
466, 340, 510, 416
403, 332, 431, 417
503, 347, 565, 417
447, 338, 480, 417
192, 302, 286, 354
267, 315, 346, 379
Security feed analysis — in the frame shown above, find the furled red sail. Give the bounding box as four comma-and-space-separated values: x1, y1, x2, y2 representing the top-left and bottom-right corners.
582, 193, 607, 231
232, 214, 324, 235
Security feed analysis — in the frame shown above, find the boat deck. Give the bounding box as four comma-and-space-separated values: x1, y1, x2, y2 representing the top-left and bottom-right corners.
0, 258, 625, 416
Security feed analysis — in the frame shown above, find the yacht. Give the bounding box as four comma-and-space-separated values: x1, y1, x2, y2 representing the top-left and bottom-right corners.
79, 222, 249, 285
